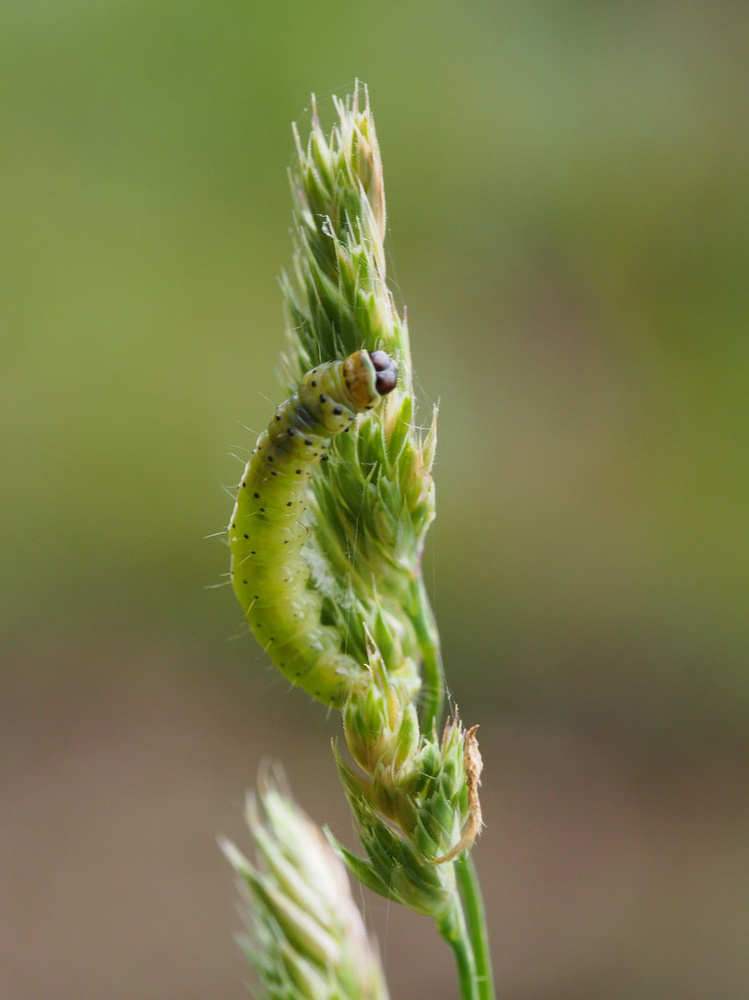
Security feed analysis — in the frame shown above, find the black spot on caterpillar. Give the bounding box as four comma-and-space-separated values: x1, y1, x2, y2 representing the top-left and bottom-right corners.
229, 350, 398, 708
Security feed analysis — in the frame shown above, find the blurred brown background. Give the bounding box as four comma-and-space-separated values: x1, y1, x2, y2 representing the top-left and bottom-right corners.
2, 2, 748, 998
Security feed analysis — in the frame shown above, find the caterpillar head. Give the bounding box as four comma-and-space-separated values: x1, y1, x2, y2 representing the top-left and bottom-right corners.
343, 350, 398, 410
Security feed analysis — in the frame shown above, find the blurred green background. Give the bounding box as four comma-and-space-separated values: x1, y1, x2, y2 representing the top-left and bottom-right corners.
2, 2, 747, 999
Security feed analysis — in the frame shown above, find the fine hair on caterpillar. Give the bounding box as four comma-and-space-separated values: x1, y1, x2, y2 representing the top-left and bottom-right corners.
228, 350, 398, 708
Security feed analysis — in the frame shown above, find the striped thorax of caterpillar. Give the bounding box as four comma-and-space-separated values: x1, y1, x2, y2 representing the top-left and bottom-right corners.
229, 350, 398, 708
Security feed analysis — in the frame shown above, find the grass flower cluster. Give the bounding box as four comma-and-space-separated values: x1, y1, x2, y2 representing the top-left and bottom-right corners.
282, 89, 442, 727
222, 776, 390, 1000
223, 84, 494, 1000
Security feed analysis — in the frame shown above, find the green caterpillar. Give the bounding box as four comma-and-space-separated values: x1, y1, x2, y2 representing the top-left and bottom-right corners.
229, 350, 398, 708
